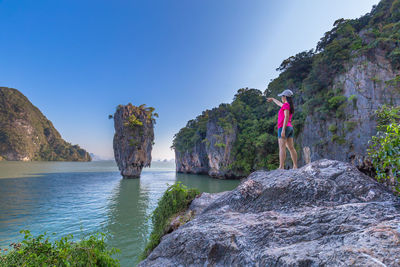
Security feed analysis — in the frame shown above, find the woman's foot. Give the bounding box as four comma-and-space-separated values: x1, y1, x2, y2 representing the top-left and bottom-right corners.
292, 166, 298, 169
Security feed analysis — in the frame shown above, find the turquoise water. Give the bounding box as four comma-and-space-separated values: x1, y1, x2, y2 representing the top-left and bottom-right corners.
0, 161, 240, 266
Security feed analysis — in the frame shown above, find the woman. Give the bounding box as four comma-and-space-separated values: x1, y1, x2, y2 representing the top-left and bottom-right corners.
267, 89, 298, 169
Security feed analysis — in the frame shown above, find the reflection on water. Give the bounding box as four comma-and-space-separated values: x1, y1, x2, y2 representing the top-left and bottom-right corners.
0, 161, 241, 266
175, 172, 241, 193
104, 170, 177, 266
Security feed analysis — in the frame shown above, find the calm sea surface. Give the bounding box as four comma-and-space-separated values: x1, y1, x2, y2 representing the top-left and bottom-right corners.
0, 161, 241, 266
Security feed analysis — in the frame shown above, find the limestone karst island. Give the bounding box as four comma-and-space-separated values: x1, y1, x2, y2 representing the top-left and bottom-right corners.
0, 0, 399, 266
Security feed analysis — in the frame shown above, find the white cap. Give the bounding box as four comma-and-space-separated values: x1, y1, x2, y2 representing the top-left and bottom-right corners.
278, 89, 293, 97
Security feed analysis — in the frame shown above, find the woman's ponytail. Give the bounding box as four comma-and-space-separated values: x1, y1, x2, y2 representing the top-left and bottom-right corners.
286, 96, 295, 115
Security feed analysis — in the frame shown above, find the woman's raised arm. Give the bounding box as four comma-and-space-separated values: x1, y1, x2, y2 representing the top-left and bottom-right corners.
267, 98, 283, 107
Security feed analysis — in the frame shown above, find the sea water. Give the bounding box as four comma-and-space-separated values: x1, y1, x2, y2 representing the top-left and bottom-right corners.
0, 160, 240, 266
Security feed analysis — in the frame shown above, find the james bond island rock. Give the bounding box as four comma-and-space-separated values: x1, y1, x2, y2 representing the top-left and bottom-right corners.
138, 159, 400, 266
0, 87, 91, 161
173, 0, 400, 178
113, 103, 157, 178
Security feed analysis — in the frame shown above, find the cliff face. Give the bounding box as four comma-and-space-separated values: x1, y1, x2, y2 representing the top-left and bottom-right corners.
175, 141, 209, 175
113, 103, 156, 178
139, 159, 400, 266
175, 110, 238, 178
205, 117, 237, 177
0, 87, 91, 161
297, 52, 400, 170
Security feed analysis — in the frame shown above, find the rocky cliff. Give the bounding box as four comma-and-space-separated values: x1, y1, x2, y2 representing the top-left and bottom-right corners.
174, 107, 238, 178
0, 87, 91, 161
296, 52, 400, 171
296, 57, 400, 174
173, 0, 400, 178
113, 103, 156, 178
139, 159, 400, 266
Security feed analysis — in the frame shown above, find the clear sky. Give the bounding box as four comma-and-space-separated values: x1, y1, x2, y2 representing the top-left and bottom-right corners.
0, 0, 379, 160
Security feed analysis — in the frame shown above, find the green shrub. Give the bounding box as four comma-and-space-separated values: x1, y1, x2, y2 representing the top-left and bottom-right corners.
344, 121, 358, 132
367, 105, 400, 193
335, 102, 348, 119
328, 96, 347, 110
0, 230, 120, 267
389, 48, 400, 69
374, 104, 400, 132
331, 134, 346, 144
371, 75, 382, 83
385, 75, 400, 87
139, 182, 200, 261
328, 124, 337, 133
348, 94, 358, 108
214, 142, 226, 148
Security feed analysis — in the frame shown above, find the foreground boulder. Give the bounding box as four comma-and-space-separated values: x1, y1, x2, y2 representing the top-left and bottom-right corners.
138, 159, 400, 266
113, 103, 156, 178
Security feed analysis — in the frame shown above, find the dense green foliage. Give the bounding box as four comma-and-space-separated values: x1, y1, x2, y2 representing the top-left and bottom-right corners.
172, 0, 400, 176
367, 105, 400, 192
0, 230, 120, 267
0, 87, 91, 161
118, 103, 159, 130
172, 88, 283, 175
139, 182, 200, 261
229, 89, 280, 174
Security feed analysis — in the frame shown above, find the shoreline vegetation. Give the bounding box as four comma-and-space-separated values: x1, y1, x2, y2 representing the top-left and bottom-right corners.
0, 181, 201, 267
0, 230, 120, 267
138, 182, 200, 262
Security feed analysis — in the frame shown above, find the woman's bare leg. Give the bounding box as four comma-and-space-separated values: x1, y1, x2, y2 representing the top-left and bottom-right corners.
285, 137, 298, 169
278, 138, 287, 169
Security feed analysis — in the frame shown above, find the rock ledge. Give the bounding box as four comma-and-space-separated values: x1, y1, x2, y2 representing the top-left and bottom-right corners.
139, 159, 400, 266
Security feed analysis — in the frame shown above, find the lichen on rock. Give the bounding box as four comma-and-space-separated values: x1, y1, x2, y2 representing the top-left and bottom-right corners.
113, 103, 157, 178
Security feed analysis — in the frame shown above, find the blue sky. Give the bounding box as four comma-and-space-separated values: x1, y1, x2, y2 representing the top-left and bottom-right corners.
0, 0, 379, 160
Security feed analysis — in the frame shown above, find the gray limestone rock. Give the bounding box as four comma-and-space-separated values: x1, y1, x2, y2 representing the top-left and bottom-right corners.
113, 104, 155, 178
297, 52, 400, 172
138, 159, 400, 266
175, 112, 239, 178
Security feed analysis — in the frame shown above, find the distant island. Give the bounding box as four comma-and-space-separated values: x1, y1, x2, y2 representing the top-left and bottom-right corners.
0, 87, 91, 161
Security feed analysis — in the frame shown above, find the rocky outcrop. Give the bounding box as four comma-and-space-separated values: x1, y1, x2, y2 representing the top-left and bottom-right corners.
297, 52, 400, 171
113, 103, 155, 178
175, 112, 238, 178
0, 87, 91, 161
205, 117, 237, 177
139, 159, 400, 266
175, 141, 209, 175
